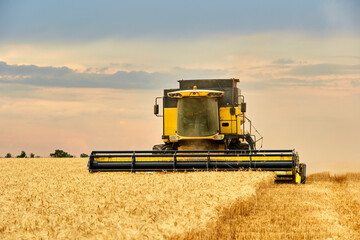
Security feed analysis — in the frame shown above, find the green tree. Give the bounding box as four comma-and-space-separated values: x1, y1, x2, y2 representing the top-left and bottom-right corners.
50, 149, 73, 158
30, 153, 35, 158
80, 153, 89, 158
17, 151, 27, 158
5, 153, 12, 158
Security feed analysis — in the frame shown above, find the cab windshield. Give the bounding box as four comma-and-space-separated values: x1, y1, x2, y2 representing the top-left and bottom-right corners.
177, 97, 219, 137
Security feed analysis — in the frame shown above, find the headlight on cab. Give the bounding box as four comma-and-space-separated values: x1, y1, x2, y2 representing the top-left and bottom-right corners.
213, 134, 224, 140
170, 135, 180, 141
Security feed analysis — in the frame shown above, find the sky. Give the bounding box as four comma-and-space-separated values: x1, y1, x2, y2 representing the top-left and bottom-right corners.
0, 0, 359, 173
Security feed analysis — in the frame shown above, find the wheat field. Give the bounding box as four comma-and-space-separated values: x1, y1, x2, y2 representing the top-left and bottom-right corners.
1, 158, 359, 239
176, 172, 360, 240
0, 158, 274, 239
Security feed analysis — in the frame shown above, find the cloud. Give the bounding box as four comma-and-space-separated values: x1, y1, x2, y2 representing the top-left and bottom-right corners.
287, 64, 360, 76
239, 78, 334, 92
1, 61, 359, 94
172, 67, 228, 79
351, 79, 360, 87
0, 61, 72, 76
0, 62, 229, 90
272, 59, 295, 65
269, 78, 330, 87
326, 55, 360, 60
0, 61, 174, 89
243, 61, 360, 93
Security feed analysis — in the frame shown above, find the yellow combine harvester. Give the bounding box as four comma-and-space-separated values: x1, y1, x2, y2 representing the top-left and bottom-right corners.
88, 79, 306, 183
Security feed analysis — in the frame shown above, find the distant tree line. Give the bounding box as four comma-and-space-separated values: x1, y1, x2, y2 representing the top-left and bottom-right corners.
50, 149, 74, 158
3, 151, 36, 158
1, 150, 89, 158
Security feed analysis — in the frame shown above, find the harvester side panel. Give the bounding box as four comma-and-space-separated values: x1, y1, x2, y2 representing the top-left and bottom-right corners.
163, 89, 178, 138
163, 108, 177, 137
219, 107, 243, 135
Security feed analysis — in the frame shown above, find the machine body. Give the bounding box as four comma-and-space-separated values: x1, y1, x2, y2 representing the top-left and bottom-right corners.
88, 79, 306, 183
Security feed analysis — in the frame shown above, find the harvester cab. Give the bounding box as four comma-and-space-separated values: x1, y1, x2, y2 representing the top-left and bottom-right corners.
88, 79, 306, 184
154, 79, 253, 151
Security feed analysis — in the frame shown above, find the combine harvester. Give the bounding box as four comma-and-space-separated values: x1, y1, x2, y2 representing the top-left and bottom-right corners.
88, 79, 306, 183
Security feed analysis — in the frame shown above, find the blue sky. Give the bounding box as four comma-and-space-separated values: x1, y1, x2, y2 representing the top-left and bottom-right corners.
1, 0, 359, 43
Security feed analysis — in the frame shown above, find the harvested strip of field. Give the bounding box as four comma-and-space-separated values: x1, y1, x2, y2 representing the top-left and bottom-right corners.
174, 172, 360, 239
0, 158, 274, 239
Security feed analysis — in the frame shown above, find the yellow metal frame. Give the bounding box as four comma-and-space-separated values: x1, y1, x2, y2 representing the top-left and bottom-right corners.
295, 171, 302, 184
219, 106, 245, 135
94, 155, 293, 162
168, 133, 224, 142
163, 108, 177, 138
167, 89, 224, 98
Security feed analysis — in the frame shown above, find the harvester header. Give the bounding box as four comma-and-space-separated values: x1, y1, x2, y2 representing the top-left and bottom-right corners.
88, 78, 306, 184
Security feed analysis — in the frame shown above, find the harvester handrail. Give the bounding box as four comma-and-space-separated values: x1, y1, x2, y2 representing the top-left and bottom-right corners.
91, 153, 294, 158
91, 149, 294, 154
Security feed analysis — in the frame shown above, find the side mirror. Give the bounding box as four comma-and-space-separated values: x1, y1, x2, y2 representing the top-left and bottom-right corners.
154, 104, 159, 115
241, 102, 246, 113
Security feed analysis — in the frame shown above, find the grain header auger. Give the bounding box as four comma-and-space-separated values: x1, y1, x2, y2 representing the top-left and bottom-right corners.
88, 79, 306, 184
